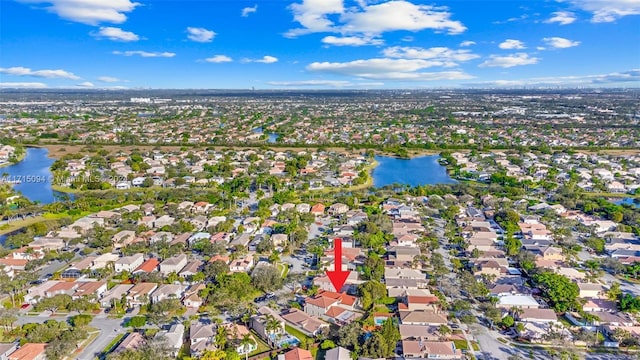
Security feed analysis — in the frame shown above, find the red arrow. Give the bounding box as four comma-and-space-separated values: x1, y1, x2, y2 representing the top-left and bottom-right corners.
326, 238, 351, 292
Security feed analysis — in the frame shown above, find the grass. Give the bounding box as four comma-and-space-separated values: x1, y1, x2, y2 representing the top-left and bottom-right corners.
249, 330, 272, 356
102, 332, 126, 355
285, 325, 312, 343
277, 262, 290, 278
453, 339, 469, 350
70, 326, 99, 359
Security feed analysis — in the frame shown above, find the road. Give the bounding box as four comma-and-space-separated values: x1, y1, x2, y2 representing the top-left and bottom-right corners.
38, 260, 65, 278
16, 312, 128, 360
599, 271, 640, 297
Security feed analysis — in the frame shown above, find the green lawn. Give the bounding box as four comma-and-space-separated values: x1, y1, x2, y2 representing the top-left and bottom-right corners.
101, 332, 126, 355
453, 339, 469, 350
249, 330, 272, 356
285, 325, 312, 343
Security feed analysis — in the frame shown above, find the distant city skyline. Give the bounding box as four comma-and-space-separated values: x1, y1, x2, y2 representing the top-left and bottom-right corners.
1, 0, 639, 89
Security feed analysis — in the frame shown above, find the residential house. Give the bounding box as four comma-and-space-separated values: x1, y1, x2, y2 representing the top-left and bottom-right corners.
8, 343, 47, 360
151, 284, 186, 303
0, 343, 17, 360
160, 254, 188, 275
115, 253, 144, 273
126, 282, 158, 307
133, 258, 160, 274
281, 308, 329, 337
518, 308, 558, 323
183, 284, 206, 308
230, 255, 254, 273
189, 321, 217, 356
402, 340, 463, 359
277, 348, 313, 360
179, 259, 203, 278
399, 310, 448, 326
250, 306, 286, 347
324, 346, 351, 360
156, 323, 185, 358
72, 281, 107, 300
100, 284, 133, 308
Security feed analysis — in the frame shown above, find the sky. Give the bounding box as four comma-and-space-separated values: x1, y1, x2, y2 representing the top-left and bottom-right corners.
0, 0, 639, 89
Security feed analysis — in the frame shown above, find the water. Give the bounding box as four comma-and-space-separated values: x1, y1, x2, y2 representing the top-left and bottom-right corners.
372, 155, 457, 188
1, 147, 56, 204
612, 198, 640, 208
252, 127, 278, 143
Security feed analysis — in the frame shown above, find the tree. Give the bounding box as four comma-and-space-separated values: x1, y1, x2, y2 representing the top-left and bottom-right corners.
320, 340, 336, 350
502, 315, 515, 328
438, 325, 452, 339
361, 333, 388, 358
532, 271, 579, 312
69, 314, 92, 328
381, 319, 400, 355
607, 282, 622, 301
358, 280, 387, 311
337, 321, 362, 351
250, 265, 283, 292
126, 316, 147, 328
204, 260, 230, 283
361, 254, 384, 281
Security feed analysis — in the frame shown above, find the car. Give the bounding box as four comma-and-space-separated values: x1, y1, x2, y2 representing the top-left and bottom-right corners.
20, 303, 30, 309
265, 293, 276, 299
254, 296, 266, 302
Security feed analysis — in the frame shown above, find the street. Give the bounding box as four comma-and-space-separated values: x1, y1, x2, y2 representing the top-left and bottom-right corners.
16, 312, 128, 360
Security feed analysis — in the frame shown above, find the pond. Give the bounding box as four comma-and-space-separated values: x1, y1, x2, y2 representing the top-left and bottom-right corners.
612, 197, 640, 209
252, 127, 279, 143
1, 147, 59, 204
372, 155, 457, 188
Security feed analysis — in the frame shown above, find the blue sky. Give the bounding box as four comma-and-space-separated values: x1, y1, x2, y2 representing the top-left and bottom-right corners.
1, 0, 639, 89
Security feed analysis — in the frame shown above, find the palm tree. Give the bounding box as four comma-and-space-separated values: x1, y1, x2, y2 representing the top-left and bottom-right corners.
240, 334, 255, 360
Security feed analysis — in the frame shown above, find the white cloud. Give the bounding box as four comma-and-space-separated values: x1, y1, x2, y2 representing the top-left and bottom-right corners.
18, 0, 139, 25
0, 66, 80, 79
92, 27, 139, 41
465, 69, 640, 87
545, 11, 577, 25
76, 81, 94, 87
286, 0, 465, 37
321, 35, 383, 46
460, 40, 476, 47
493, 14, 528, 24
186, 27, 216, 42
307, 58, 474, 81
98, 76, 124, 82
267, 80, 384, 87
499, 39, 526, 50
205, 55, 233, 63
0, 82, 48, 88
112, 50, 176, 58
286, 0, 344, 36
340, 1, 466, 35
382, 46, 480, 64
564, 0, 640, 23
479, 53, 539, 68
543, 37, 580, 49
241, 4, 258, 17
255, 56, 279, 63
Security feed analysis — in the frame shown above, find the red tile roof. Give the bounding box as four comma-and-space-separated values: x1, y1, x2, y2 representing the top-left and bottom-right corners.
134, 258, 159, 273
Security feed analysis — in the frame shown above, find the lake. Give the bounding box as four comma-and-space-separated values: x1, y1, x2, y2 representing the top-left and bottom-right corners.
252, 127, 279, 143
612, 197, 640, 209
372, 155, 457, 188
1, 147, 57, 204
